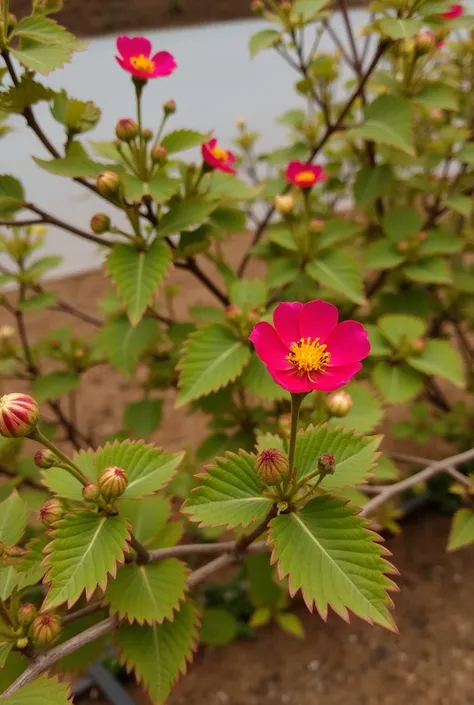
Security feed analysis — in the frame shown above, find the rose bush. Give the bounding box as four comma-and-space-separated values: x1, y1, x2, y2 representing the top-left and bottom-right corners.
0, 0, 473, 701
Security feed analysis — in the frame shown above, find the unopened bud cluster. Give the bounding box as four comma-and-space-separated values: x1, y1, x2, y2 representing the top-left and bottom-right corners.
325, 390, 352, 417
98, 466, 128, 502
256, 448, 289, 485
30, 614, 61, 646
317, 453, 336, 477
40, 499, 65, 528
0, 394, 39, 439
34, 449, 58, 470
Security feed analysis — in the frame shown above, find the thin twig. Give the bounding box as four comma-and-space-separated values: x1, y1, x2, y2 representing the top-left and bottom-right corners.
61, 601, 104, 626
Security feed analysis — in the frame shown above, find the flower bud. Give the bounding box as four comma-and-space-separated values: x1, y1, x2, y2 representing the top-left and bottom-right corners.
250, 0, 264, 13
325, 390, 352, 417
274, 194, 295, 215
30, 614, 61, 646
226, 305, 242, 322
400, 38, 415, 55
98, 466, 128, 502
142, 129, 153, 143
90, 213, 111, 235
256, 448, 289, 486
417, 231, 427, 241
7, 13, 17, 30
280, 0, 292, 13
34, 449, 58, 470
396, 240, 410, 253
0, 393, 39, 439
17, 603, 38, 627
416, 31, 436, 54
310, 218, 325, 233
236, 116, 246, 129
317, 453, 336, 476
151, 145, 168, 164
39, 499, 65, 528
411, 338, 426, 354
0, 326, 15, 359
82, 483, 100, 502
0, 326, 15, 343
16, 637, 29, 650
247, 308, 261, 325
115, 118, 139, 142
163, 99, 177, 115
96, 171, 121, 197
430, 108, 444, 122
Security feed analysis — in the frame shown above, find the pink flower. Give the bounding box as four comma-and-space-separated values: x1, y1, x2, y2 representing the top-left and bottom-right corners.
249, 300, 370, 394
286, 161, 328, 188
202, 138, 236, 174
442, 3, 464, 18
115, 36, 177, 80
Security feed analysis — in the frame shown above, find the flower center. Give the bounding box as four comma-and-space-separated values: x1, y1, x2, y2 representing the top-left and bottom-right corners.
287, 337, 330, 375
130, 54, 155, 74
294, 170, 316, 185
210, 145, 228, 162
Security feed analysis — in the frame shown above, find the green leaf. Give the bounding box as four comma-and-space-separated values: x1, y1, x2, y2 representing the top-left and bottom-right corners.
159, 199, 216, 238
0, 567, 20, 601
364, 240, 405, 270
26, 255, 62, 279
292, 0, 329, 20
43, 511, 129, 609
306, 250, 365, 304
100, 315, 157, 375
0, 652, 26, 691
241, 354, 286, 401
0, 675, 72, 704
268, 496, 397, 629
404, 258, 451, 284
327, 382, 383, 434
445, 195, 472, 217
0, 491, 27, 546
378, 314, 426, 346
105, 559, 188, 625
210, 206, 246, 233
372, 362, 423, 403
349, 95, 414, 156
295, 425, 380, 489
199, 608, 239, 646
120, 495, 170, 545
10, 15, 84, 75
0, 175, 25, 217
106, 240, 171, 326
268, 223, 298, 251
33, 153, 107, 177
379, 17, 422, 38
50, 90, 100, 133
249, 606, 272, 628
0, 77, 52, 113
373, 456, 400, 482
229, 279, 267, 309
353, 165, 393, 208
123, 398, 163, 437
275, 612, 304, 638
17, 292, 57, 312
0, 642, 13, 669
207, 172, 261, 201
418, 230, 462, 256
161, 129, 208, 154
256, 433, 286, 454
16, 535, 49, 589
183, 451, 273, 529
246, 552, 282, 607
408, 340, 464, 387
448, 509, 474, 551
383, 206, 422, 241
116, 601, 199, 705
176, 324, 250, 407
122, 174, 180, 204
267, 258, 300, 287
414, 82, 458, 111
31, 371, 80, 402
249, 29, 281, 57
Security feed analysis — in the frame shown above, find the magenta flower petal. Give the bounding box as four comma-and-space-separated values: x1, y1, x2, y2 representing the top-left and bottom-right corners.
273, 302, 303, 347
313, 362, 362, 391
249, 322, 290, 370
151, 51, 177, 76
270, 368, 313, 394
325, 321, 371, 367
298, 300, 338, 343
117, 36, 152, 59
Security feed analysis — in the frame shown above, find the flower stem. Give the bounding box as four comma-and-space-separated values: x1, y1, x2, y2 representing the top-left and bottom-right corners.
28, 428, 88, 486
133, 79, 146, 179
285, 393, 306, 491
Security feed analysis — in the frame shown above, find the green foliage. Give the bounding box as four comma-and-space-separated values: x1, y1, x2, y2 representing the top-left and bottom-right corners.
268, 496, 397, 629
183, 451, 273, 529
106, 240, 171, 325
116, 601, 199, 705
447, 509, 474, 551
105, 559, 188, 624
123, 399, 163, 437
349, 95, 414, 155
31, 371, 80, 402
0, 676, 72, 704
9, 16, 85, 75
295, 425, 380, 489
161, 129, 209, 154
99, 315, 158, 375
43, 511, 130, 609
306, 250, 365, 304
0, 491, 27, 546
177, 324, 250, 407
199, 607, 239, 646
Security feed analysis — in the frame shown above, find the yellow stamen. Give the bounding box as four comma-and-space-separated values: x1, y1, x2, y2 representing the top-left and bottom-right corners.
210, 145, 228, 162
294, 170, 316, 185
287, 337, 330, 376
130, 54, 155, 74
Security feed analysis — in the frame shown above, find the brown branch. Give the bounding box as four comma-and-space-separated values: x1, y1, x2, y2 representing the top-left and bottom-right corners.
175, 258, 229, 306
61, 601, 104, 626
25, 204, 114, 249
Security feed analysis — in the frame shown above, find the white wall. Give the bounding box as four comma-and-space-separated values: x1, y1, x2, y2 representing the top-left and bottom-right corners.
2, 11, 370, 277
